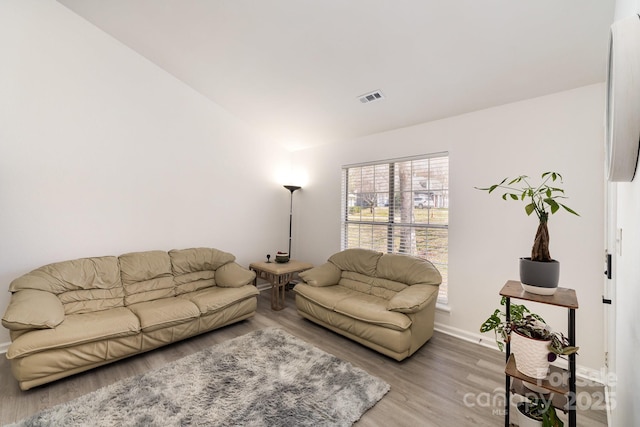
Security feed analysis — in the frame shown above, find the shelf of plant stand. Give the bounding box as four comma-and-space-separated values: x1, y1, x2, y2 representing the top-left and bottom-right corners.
499, 280, 578, 309
500, 280, 578, 427
505, 354, 570, 395
510, 379, 570, 412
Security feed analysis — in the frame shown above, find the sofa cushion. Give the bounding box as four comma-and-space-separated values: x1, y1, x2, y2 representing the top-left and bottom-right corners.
169, 247, 236, 275
173, 271, 215, 295
9, 256, 124, 314
387, 284, 439, 314
7, 307, 140, 359
328, 248, 382, 277
298, 263, 341, 287
169, 248, 236, 294
337, 271, 406, 300
215, 262, 257, 288
2, 289, 65, 331
338, 271, 374, 294
57, 288, 125, 315
127, 298, 200, 332
370, 277, 407, 299
293, 283, 361, 311
178, 286, 259, 315
334, 294, 412, 331
295, 298, 412, 355
119, 251, 175, 305
376, 253, 442, 285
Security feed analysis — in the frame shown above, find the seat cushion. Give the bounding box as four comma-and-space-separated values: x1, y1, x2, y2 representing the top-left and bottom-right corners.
7, 307, 140, 359
178, 286, 259, 316
334, 294, 412, 331
127, 298, 200, 332
293, 284, 360, 311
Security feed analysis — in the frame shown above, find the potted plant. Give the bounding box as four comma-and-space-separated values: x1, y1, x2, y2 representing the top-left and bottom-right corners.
476, 172, 579, 295
517, 397, 564, 427
480, 297, 578, 379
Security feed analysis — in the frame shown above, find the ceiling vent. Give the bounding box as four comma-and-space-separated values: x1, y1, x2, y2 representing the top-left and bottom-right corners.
358, 90, 385, 104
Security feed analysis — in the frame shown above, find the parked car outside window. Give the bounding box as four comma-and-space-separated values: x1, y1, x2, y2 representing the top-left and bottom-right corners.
414, 196, 434, 209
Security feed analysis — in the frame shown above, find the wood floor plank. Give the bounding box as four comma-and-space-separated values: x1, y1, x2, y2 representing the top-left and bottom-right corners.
0, 290, 608, 426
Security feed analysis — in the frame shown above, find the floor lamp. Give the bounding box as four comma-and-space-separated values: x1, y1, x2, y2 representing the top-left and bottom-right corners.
284, 185, 301, 258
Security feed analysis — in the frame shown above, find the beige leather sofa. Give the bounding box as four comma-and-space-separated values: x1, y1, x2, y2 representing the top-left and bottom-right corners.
1, 247, 258, 390
294, 248, 442, 361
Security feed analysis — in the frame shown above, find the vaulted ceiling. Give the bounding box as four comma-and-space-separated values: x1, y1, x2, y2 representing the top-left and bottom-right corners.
57, 0, 615, 150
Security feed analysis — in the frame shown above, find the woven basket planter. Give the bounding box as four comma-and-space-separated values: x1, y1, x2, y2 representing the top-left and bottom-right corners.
511, 330, 551, 379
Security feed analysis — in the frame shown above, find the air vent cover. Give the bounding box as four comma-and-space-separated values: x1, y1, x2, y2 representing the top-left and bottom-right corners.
358, 90, 385, 104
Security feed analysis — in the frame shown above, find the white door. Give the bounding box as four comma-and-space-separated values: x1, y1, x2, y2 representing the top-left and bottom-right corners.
604, 180, 617, 421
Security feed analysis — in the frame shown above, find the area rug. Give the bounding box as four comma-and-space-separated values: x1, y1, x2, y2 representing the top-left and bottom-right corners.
10, 328, 389, 427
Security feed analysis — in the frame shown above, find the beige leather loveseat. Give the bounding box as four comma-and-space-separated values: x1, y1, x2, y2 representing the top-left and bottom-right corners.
294, 248, 441, 361
1, 247, 258, 390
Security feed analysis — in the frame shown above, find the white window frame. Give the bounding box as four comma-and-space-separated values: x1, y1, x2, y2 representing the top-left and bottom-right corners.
341, 152, 449, 303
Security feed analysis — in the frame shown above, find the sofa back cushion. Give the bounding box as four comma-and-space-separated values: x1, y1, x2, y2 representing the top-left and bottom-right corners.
169, 248, 235, 295
9, 256, 124, 315
328, 248, 382, 277
119, 250, 174, 305
338, 271, 407, 300
376, 253, 442, 286
328, 249, 440, 299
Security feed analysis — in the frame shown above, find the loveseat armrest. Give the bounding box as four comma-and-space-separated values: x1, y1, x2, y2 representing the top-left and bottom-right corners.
216, 262, 256, 288
2, 289, 65, 331
298, 262, 341, 287
387, 285, 439, 314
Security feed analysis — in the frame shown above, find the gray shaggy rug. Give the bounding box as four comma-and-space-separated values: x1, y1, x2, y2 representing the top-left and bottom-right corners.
10, 328, 389, 427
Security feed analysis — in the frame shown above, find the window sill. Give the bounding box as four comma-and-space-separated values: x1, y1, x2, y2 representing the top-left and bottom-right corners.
436, 301, 451, 313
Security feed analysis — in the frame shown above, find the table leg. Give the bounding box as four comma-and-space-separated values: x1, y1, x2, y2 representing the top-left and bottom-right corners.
271, 272, 292, 311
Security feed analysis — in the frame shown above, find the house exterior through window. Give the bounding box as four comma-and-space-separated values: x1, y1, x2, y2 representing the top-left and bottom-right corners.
341, 153, 449, 303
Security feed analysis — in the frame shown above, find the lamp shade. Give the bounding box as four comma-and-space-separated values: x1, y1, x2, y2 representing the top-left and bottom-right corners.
284, 185, 301, 192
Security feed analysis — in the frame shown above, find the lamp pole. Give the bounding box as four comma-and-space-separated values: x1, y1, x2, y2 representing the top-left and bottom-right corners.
284, 185, 301, 257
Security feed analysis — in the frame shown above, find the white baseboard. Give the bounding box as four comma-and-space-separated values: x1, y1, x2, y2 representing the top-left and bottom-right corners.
434, 321, 606, 385
0, 341, 9, 354
256, 283, 271, 292
434, 322, 500, 350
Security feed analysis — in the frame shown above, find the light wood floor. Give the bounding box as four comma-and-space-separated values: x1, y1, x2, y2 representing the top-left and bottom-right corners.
0, 290, 608, 426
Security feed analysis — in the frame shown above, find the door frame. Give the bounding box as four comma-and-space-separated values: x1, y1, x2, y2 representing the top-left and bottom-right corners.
604, 180, 617, 424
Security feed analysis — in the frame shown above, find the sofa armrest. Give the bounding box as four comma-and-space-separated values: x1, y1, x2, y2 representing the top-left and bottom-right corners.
2, 289, 65, 331
387, 285, 439, 314
299, 262, 341, 287
215, 262, 256, 288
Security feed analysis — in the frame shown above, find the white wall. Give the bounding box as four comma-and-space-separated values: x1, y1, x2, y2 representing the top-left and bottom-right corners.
293, 84, 606, 373
0, 0, 291, 346
611, 1, 640, 426
0, 1, 616, 415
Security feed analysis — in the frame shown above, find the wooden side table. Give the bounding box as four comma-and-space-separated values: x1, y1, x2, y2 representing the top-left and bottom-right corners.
249, 260, 313, 310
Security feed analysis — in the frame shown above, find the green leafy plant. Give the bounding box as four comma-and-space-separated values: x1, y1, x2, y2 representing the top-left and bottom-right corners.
519, 398, 564, 427
475, 172, 579, 262
480, 297, 578, 360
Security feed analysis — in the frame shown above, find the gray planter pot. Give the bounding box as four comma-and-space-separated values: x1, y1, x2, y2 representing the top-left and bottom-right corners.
519, 257, 559, 296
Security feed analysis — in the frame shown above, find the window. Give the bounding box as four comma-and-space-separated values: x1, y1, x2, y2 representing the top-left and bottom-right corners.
341, 153, 449, 303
